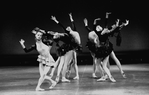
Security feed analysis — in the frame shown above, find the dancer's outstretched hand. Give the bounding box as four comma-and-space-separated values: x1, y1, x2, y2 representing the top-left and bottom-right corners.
51, 16, 59, 23
19, 39, 25, 45
69, 13, 73, 22
84, 18, 88, 26
124, 20, 129, 26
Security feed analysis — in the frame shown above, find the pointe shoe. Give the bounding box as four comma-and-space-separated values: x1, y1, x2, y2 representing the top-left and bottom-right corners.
97, 76, 107, 82
49, 81, 57, 89
103, 75, 108, 80
35, 87, 45, 91
109, 76, 116, 82
122, 73, 126, 78
61, 77, 70, 82
92, 73, 98, 78
73, 76, 79, 80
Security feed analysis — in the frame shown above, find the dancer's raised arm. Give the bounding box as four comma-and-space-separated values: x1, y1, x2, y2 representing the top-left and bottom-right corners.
120, 19, 129, 28
93, 18, 101, 31
105, 12, 111, 28
69, 13, 77, 31
19, 39, 36, 53
93, 18, 101, 25
69, 13, 74, 22
19, 39, 25, 49
51, 15, 69, 34
84, 18, 92, 32
51, 16, 59, 24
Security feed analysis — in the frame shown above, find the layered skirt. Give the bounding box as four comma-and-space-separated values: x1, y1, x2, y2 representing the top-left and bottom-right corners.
37, 54, 55, 67
56, 41, 82, 56
86, 40, 113, 58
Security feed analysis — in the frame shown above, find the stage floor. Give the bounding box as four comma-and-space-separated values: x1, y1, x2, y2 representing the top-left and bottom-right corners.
0, 64, 149, 95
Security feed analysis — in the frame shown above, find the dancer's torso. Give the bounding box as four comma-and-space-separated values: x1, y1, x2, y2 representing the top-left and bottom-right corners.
36, 41, 51, 57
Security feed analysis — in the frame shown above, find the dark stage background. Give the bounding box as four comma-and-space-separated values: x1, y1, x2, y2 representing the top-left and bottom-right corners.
0, 1, 149, 66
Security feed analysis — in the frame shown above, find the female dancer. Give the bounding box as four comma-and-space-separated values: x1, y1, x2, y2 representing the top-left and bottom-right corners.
85, 12, 128, 80
84, 16, 119, 82
51, 13, 81, 82
65, 13, 81, 80
84, 18, 104, 78
52, 31, 74, 83
107, 19, 129, 79
19, 28, 57, 91
98, 12, 129, 79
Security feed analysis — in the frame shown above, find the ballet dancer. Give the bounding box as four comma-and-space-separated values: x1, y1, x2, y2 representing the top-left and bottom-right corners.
51, 16, 75, 83
65, 13, 81, 80
84, 15, 120, 82
19, 28, 57, 91
51, 13, 81, 82
100, 12, 129, 79
107, 18, 129, 78
84, 18, 104, 78
85, 12, 128, 81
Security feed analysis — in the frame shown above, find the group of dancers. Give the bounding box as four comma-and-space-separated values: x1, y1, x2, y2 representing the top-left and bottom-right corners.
19, 12, 129, 91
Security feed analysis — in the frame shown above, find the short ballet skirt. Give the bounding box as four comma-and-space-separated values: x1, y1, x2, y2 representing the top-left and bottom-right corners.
71, 42, 83, 53
37, 55, 55, 67
86, 40, 113, 58
56, 43, 73, 56
86, 40, 97, 53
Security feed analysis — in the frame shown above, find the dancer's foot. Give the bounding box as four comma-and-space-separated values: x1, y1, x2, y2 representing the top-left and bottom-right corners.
55, 76, 60, 83
97, 76, 107, 82
92, 73, 97, 78
35, 87, 45, 91
61, 77, 70, 82
49, 81, 57, 89
103, 75, 108, 80
122, 72, 126, 78
109, 76, 116, 82
73, 76, 79, 80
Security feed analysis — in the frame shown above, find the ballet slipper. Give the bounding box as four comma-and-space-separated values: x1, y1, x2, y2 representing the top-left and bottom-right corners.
49, 81, 57, 89
73, 76, 79, 80
35, 87, 45, 91
61, 77, 70, 82
92, 73, 98, 78
109, 76, 116, 82
122, 73, 127, 78
97, 76, 107, 82
103, 75, 108, 80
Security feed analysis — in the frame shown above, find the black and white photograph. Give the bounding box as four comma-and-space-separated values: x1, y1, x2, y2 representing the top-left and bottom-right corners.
0, 1, 149, 95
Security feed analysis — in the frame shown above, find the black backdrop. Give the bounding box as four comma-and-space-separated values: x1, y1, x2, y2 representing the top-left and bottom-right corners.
0, 1, 149, 66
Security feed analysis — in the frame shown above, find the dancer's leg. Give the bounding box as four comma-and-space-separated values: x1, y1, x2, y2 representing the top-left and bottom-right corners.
43, 66, 57, 89
97, 58, 109, 81
55, 56, 65, 83
49, 57, 60, 78
73, 51, 79, 80
35, 63, 46, 91
102, 56, 116, 82
39, 63, 44, 77
96, 58, 104, 77
61, 51, 73, 82
66, 59, 73, 78
107, 60, 110, 70
92, 53, 97, 78
110, 51, 126, 78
